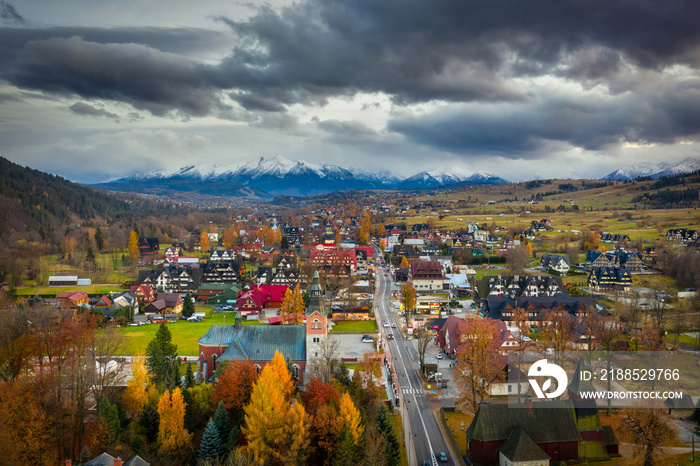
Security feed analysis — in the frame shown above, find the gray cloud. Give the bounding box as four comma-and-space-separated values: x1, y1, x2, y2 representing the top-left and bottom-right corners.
0, 1, 24, 24
389, 81, 700, 156
69, 101, 119, 119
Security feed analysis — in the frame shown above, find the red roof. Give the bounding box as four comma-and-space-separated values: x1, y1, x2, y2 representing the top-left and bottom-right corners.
268, 316, 282, 325
250, 284, 289, 303
354, 246, 375, 258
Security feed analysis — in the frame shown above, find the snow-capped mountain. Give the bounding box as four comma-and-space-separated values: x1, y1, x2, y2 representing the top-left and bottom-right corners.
114, 156, 510, 196
601, 157, 700, 181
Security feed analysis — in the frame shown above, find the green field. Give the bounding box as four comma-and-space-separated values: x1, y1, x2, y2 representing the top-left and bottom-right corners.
329, 320, 378, 334
112, 311, 257, 356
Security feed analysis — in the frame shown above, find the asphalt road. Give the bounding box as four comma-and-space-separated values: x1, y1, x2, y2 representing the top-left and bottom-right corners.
372, 248, 459, 466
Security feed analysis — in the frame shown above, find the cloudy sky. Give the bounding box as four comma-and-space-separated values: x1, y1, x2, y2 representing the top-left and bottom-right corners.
2, 0, 700, 183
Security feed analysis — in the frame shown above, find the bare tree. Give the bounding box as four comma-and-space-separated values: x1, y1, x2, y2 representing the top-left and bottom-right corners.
416, 328, 433, 374
506, 245, 530, 274
308, 337, 340, 384
90, 326, 127, 403
622, 406, 677, 466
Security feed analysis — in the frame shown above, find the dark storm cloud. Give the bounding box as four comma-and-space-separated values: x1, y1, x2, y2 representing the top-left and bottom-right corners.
0, 1, 24, 24
209, 0, 700, 105
69, 101, 119, 119
8, 36, 222, 117
388, 81, 700, 156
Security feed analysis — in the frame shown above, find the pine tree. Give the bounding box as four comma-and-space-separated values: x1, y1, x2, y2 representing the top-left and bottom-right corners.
334, 427, 358, 466
98, 396, 120, 443
139, 403, 159, 443
377, 406, 400, 466
213, 402, 232, 450
184, 363, 195, 389
691, 399, 700, 423
95, 227, 104, 250
86, 245, 96, 264
146, 323, 178, 387
182, 291, 195, 318
198, 419, 222, 459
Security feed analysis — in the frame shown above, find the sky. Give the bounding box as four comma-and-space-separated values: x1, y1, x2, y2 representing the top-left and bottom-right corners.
2, 0, 700, 184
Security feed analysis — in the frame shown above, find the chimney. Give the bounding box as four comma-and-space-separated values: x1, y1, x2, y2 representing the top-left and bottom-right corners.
66, 460, 72, 466
114, 458, 123, 466
525, 398, 532, 410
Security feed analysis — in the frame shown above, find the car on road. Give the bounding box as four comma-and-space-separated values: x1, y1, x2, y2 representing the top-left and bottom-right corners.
384, 321, 390, 327
361, 335, 374, 343
436, 353, 444, 359
439, 452, 448, 462
387, 333, 394, 340
391, 322, 396, 328
423, 461, 431, 466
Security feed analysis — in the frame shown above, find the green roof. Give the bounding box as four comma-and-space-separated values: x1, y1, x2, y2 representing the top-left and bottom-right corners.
467, 400, 582, 443
198, 283, 240, 291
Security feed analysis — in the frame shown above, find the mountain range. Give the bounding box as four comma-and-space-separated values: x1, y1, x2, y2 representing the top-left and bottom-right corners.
106, 155, 509, 196
601, 157, 700, 181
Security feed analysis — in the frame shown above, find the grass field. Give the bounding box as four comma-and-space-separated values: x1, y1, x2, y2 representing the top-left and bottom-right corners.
329, 320, 378, 334
112, 310, 258, 356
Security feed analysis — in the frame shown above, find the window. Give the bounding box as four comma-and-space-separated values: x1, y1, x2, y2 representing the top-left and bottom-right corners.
508, 385, 512, 393
554, 445, 559, 454
254, 364, 261, 374
291, 364, 299, 380
312, 319, 320, 329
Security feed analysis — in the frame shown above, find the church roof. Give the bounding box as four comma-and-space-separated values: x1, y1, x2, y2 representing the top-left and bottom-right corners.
200, 325, 305, 362
499, 428, 550, 462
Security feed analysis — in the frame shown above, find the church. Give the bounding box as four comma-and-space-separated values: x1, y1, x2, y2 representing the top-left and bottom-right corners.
197, 271, 328, 386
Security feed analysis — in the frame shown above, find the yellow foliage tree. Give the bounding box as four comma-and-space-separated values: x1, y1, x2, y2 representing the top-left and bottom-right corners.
338, 392, 364, 445
123, 351, 152, 417
282, 401, 311, 465
377, 223, 386, 236
400, 256, 410, 269
223, 225, 238, 249
334, 227, 341, 244
158, 387, 193, 453
358, 228, 369, 245
242, 363, 289, 464
269, 350, 295, 401
525, 242, 534, 259
275, 228, 282, 245
200, 231, 210, 252
128, 231, 140, 264
280, 284, 305, 325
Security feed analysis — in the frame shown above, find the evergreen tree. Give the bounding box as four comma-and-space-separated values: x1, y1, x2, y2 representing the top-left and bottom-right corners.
281, 236, 289, 250
198, 419, 222, 459
182, 291, 195, 318
98, 396, 120, 443
146, 323, 178, 387
95, 227, 105, 250
334, 427, 358, 466
139, 403, 160, 443
185, 363, 195, 388
86, 246, 96, 264
213, 402, 232, 450
377, 406, 400, 466
226, 425, 240, 452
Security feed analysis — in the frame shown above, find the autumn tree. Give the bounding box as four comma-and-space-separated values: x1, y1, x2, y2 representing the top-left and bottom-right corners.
399, 256, 409, 269
0, 379, 52, 464
282, 401, 311, 465
377, 223, 386, 236
212, 359, 258, 415
335, 227, 341, 245
622, 406, 677, 466
280, 284, 305, 325
399, 283, 416, 329
307, 337, 341, 384
311, 404, 344, 462
269, 350, 295, 401
427, 217, 438, 230
128, 231, 140, 264
123, 351, 155, 417
90, 327, 126, 403
242, 361, 289, 464
338, 392, 364, 445
146, 323, 178, 387
200, 231, 210, 252
158, 387, 193, 454
300, 377, 340, 417
454, 318, 504, 413
540, 310, 575, 365
222, 225, 238, 249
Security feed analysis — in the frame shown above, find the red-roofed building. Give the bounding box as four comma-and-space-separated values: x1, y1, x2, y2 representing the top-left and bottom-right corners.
238, 290, 265, 316
130, 285, 156, 304
309, 249, 358, 271
353, 246, 375, 259
409, 261, 444, 292
56, 292, 89, 309
313, 242, 337, 251
250, 284, 289, 308
94, 295, 112, 309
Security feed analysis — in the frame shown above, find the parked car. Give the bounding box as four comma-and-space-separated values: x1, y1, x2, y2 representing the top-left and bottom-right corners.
362, 336, 374, 343
436, 353, 444, 360
221, 305, 233, 311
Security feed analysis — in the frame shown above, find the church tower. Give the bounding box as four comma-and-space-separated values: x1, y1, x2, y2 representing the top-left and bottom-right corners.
305, 271, 328, 363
